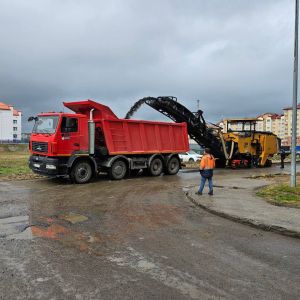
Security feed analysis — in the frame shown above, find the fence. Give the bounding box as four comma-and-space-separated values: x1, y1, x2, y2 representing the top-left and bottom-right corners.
0, 140, 29, 144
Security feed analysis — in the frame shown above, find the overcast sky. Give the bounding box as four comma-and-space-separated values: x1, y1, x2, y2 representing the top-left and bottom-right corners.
0, 0, 295, 131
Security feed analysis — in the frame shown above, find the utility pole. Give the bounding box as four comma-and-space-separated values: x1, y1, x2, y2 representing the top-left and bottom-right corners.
291, 0, 299, 187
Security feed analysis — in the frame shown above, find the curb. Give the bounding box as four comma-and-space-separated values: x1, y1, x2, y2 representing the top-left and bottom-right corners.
186, 192, 300, 239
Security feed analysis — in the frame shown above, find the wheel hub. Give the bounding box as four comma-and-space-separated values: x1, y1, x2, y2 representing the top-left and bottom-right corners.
114, 165, 123, 175
78, 167, 88, 179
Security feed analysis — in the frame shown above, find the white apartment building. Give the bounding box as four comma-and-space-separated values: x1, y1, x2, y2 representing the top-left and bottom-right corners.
0, 102, 22, 141
256, 113, 273, 132
282, 104, 300, 146
256, 113, 285, 139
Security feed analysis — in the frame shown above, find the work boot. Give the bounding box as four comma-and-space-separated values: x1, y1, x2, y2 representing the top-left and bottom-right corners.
208, 191, 213, 196
195, 191, 202, 195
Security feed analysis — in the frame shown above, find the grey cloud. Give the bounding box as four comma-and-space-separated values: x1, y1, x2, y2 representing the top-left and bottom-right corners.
0, 0, 295, 131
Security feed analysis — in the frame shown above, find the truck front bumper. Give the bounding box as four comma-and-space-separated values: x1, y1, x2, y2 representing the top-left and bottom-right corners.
29, 155, 68, 176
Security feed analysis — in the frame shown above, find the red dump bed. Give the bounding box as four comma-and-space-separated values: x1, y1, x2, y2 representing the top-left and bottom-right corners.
64, 99, 189, 155
102, 119, 189, 155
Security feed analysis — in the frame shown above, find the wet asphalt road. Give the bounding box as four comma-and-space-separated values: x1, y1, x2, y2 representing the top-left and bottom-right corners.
0, 165, 300, 299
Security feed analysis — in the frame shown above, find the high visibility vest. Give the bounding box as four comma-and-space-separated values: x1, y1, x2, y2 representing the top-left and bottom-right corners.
200, 154, 215, 170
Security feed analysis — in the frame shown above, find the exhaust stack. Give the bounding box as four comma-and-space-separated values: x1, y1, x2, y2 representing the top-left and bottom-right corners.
88, 109, 95, 155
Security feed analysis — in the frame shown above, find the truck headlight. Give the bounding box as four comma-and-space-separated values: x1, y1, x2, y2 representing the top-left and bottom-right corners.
46, 164, 56, 170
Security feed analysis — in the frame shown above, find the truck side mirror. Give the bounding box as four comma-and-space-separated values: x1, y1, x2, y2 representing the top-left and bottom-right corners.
28, 116, 38, 122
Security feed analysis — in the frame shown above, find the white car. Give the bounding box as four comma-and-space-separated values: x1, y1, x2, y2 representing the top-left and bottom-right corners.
179, 151, 202, 163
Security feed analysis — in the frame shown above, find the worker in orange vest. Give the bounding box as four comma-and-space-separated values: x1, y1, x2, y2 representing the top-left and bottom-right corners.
196, 148, 215, 195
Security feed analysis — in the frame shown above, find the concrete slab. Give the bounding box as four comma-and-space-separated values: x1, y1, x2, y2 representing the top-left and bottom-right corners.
58, 212, 88, 224
0, 215, 29, 237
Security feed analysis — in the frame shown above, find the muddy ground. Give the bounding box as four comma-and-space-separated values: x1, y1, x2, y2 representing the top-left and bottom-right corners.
0, 165, 299, 299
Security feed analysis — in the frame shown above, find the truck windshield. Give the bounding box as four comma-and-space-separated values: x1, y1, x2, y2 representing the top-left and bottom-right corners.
33, 116, 59, 134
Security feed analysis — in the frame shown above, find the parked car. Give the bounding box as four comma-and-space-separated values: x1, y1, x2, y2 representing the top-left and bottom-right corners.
179, 151, 202, 163
189, 146, 204, 155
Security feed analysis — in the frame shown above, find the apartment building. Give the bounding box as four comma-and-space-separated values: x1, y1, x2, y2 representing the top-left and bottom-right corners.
0, 102, 22, 141
256, 113, 285, 139
282, 104, 300, 146
256, 113, 273, 132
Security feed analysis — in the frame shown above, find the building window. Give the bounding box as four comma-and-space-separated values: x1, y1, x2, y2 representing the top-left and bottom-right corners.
13, 127, 17, 131
13, 120, 17, 124
13, 134, 17, 139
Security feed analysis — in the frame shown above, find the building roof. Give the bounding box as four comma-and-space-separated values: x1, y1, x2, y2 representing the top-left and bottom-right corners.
224, 118, 258, 123
0, 101, 21, 115
257, 113, 274, 118
13, 109, 21, 116
270, 114, 283, 120
0, 102, 11, 110
283, 104, 300, 110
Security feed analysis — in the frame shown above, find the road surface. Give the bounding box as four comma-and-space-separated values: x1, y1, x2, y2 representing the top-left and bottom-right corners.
0, 164, 299, 299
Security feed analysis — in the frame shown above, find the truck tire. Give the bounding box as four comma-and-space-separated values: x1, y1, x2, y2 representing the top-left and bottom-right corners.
165, 156, 180, 175
70, 160, 93, 184
109, 159, 127, 180
149, 157, 163, 176
188, 158, 194, 163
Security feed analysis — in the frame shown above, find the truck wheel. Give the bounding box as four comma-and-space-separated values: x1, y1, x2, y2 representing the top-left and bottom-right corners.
165, 156, 180, 175
109, 159, 127, 180
149, 157, 163, 176
71, 160, 93, 184
188, 158, 194, 163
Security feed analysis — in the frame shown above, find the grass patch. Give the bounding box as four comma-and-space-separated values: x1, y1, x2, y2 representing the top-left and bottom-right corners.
257, 184, 300, 208
0, 152, 31, 177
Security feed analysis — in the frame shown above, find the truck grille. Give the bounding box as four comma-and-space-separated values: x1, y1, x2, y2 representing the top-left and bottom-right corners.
32, 141, 48, 153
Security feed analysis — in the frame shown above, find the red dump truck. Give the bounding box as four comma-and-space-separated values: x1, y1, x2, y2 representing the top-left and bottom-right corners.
29, 100, 189, 183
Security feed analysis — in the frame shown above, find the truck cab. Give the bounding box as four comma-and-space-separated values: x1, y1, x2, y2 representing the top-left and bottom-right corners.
29, 112, 89, 176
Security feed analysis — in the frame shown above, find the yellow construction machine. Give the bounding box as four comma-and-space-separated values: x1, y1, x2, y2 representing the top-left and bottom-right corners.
220, 118, 279, 168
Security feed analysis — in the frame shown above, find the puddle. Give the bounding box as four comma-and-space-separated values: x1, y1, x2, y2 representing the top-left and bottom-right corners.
182, 185, 198, 192
0, 212, 88, 242
0, 213, 106, 256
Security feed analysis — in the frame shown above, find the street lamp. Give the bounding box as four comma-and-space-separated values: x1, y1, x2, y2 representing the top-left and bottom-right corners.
291, 0, 299, 187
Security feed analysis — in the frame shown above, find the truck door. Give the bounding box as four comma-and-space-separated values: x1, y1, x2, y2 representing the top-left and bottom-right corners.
58, 117, 81, 156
